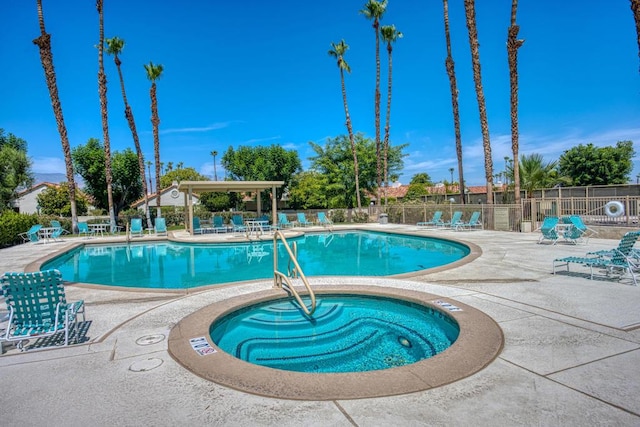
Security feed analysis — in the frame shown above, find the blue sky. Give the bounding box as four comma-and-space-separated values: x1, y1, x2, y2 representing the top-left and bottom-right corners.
1, 0, 639, 187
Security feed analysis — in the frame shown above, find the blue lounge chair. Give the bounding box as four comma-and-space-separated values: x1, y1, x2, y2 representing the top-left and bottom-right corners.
297, 213, 314, 227
457, 211, 483, 231
77, 222, 94, 239
154, 218, 168, 236
553, 230, 640, 285
231, 215, 246, 233
50, 220, 69, 238
130, 218, 143, 238
192, 217, 204, 234
563, 215, 596, 243
213, 215, 228, 233
18, 224, 42, 244
278, 213, 293, 229
317, 212, 333, 227
439, 211, 463, 229
417, 211, 443, 228
1, 270, 86, 350
537, 216, 559, 244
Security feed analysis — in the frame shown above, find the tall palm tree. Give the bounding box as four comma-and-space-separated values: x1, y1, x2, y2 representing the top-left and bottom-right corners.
211, 150, 218, 181
106, 36, 152, 229
328, 40, 362, 209
463, 0, 494, 204
144, 61, 164, 217
361, 0, 388, 206
442, 0, 465, 204
380, 24, 402, 207
96, 0, 116, 231
519, 153, 562, 197
507, 0, 525, 206
32, 0, 78, 233
632, 0, 640, 71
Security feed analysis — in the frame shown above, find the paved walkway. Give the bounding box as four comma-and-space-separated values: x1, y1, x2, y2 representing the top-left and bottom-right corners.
1, 224, 639, 426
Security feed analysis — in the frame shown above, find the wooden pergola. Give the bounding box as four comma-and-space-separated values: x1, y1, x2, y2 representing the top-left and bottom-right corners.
176, 180, 285, 235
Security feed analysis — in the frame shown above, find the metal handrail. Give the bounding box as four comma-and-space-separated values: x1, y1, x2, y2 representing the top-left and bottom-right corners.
272, 230, 316, 316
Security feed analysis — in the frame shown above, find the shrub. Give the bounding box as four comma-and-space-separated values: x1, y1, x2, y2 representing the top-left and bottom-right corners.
0, 211, 39, 247
331, 209, 346, 223
352, 211, 369, 223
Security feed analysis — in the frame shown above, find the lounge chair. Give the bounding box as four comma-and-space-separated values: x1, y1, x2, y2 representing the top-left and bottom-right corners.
192, 217, 205, 234
154, 218, 168, 236
564, 215, 597, 243
130, 218, 143, 238
417, 211, 443, 228
317, 212, 333, 228
457, 211, 483, 231
438, 211, 463, 229
77, 222, 94, 238
537, 216, 559, 244
296, 213, 314, 227
213, 215, 228, 233
1, 270, 86, 350
50, 220, 69, 237
18, 224, 42, 244
553, 230, 640, 285
278, 213, 293, 229
231, 215, 246, 233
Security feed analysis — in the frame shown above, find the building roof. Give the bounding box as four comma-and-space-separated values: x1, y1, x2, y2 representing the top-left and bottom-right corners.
176, 180, 285, 193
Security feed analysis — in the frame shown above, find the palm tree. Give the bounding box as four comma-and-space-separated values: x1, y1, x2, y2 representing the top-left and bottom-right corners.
463, 0, 494, 204
106, 36, 152, 229
328, 40, 361, 209
632, 0, 640, 71
519, 153, 563, 197
507, 0, 524, 207
211, 150, 218, 181
144, 61, 164, 217
96, 0, 116, 231
380, 24, 402, 207
442, 0, 465, 204
361, 0, 388, 206
32, 0, 78, 233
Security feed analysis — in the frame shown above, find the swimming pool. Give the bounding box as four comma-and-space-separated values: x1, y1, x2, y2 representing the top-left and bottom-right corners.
210, 293, 460, 373
42, 230, 470, 289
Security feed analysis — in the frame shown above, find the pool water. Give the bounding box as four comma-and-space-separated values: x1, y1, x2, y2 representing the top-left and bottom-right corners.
43, 230, 469, 289
210, 294, 460, 373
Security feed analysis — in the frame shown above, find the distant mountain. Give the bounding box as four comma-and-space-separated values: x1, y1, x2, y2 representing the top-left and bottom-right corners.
33, 173, 85, 188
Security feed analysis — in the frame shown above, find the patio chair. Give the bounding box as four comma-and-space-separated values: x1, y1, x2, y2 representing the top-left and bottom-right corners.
77, 222, 94, 239
1, 270, 86, 350
50, 220, 69, 236
317, 212, 333, 228
192, 217, 204, 234
537, 216, 559, 244
18, 224, 42, 244
130, 218, 143, 238
154, 218, 168, 236
278, 213, 293, 229
231, 214, 246, 233
457, 211, 483, 231
553, 230, 640, 285
417, 211, 443, 228
564, 215, 597, 243
213, 215, 228, 233
438, 211, 463, 229
296, 213, 314, 227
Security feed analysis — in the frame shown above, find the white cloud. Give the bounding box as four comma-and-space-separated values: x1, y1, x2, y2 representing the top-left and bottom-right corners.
159, 122, 231, 135
32, 156, 67, 174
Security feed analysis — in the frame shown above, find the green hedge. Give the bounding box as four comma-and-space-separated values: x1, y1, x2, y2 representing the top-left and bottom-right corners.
0, 211, 40, 248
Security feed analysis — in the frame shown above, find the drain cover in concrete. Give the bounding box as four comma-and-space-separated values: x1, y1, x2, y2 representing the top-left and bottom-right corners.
129, 357, 163, 372
136, 334, 165, 346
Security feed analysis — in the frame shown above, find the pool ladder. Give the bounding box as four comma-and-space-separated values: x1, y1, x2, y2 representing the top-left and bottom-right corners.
273, 230, 316, 316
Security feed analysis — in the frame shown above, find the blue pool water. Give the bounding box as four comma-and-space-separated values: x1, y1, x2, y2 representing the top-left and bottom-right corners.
43, 230, 469, 289
210, 294, 460, 373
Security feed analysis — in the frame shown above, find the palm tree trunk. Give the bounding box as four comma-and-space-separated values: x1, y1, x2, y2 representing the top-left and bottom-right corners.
382, 42, 393, 208
464, 0, 494, 204
97, 0, 116, 231
340, 68, 362, 210
33, 0, 78, 233
507, 0, 524, 207
631, 0, 640, 72
150, 82, 162, 217
443, 0, 466, 204
113, 56, 152, 229
374, 19, 382, 207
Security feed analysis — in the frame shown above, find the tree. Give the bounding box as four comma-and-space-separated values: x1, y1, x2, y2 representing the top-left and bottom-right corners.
288, 171, 330, 210
632, 0, 640, 71
0, 130, 33, 211
32, 0, 78, 232
37, 183, 88, 216
96, 0, 116, 232
360, 0, 388, 205
72, 138, 143, 216
410, 172, 433, 185
404, 183, 429, 202
463, 0, 494, 204
559, 141, 635, 186
144, 61, 164, 217
328, 40, 362, 209
518, 153, 563, 197
507, 0, 524, 207
221, 145, 302, 202
106, 36, 152, 229
380, 24, 402, 207
159, 167, 208, 189
442, 0, 465, 204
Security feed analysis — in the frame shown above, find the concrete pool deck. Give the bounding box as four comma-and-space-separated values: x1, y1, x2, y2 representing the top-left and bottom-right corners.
1, 224, 640, 425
